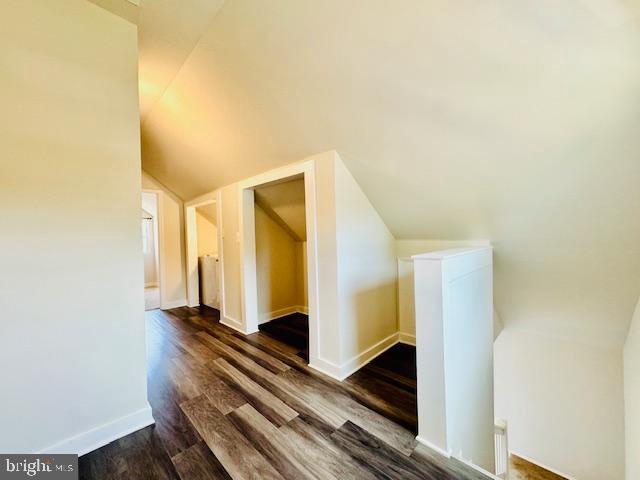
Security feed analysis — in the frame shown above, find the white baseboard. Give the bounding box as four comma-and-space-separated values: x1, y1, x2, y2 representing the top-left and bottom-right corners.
39, 404, 154, 456
161, 298, 187, 310
144, 282, 158, 288
296, 305, 309, 315
220, 316, 257, 335
338, 332, 400, 380
308, 356, 343, 380
415, 435, 451, 459
398, 332, 416, 346
510, 451, 576, 480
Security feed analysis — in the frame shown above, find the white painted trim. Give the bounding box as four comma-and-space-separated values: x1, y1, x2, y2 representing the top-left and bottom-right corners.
161, 298, 188, 310
339, 332, 400, 380
185, 196, 219, 309
238, 160, 321, 368
220, 316, 257, 335
296, 305, 309, 315
308, 356, 343, 380
415, 435, 451, 459
144, 282, 158, 288
259, 306, 308, 324
398, 332, 416, 346
510, 451, 577, 480
39, 405, 154, 456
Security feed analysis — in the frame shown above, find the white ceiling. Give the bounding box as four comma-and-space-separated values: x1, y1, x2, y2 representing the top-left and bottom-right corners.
139, 0, 640, 348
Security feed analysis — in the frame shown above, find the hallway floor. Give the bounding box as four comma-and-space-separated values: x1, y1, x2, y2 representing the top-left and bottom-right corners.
79, 306, 488, 479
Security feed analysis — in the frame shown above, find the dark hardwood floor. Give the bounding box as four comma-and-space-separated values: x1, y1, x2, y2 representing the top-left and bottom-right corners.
79, 306, 489, 479
260, 314, 418, 432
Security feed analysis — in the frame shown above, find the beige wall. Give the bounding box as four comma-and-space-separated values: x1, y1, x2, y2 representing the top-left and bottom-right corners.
295, 241, 308, 310
333, 155, 397, 364
196, 211, 217, 257
142, 171, 187, 308
255, 204, 300, 321
625, 298, 640, 480
220, 183, 242, 325
0, 0, 151, 453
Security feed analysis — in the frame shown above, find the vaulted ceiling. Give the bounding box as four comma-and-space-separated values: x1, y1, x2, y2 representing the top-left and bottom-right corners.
139, 0, 640, 348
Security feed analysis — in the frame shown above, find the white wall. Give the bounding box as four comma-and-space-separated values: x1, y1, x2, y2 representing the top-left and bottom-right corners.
333, 155, 398, 367
625, 298, 640, 480
413, 248, 495, 473
141, 171, 187, 309
396, 240, 492, 345
196, 211, 217, 257
0, 0, 152, 453
495, 329, 625, 480
255, 204, 299, 321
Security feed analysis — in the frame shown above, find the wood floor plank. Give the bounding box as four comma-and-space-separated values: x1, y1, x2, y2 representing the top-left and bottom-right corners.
181, 395, 284, 480
207, 357, 298, 427
330, 421, 440, 480
81, 307, 494, 480
227, 404, 319, 480
279, 368, 417, 455
172, 442, 232, 480
279, 417, 379, 480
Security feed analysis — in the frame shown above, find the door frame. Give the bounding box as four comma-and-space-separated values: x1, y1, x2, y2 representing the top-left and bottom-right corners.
184, 192, 223, 310
238, 160, 320, 363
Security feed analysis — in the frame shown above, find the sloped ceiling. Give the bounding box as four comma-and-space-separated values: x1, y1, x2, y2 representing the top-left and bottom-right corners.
196, 203, 217, 225
137, 0, 225, 117
255, 178, 306, 241
140, 0, 640, 348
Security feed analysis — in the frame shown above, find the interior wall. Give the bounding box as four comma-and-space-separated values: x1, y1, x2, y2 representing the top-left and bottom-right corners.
142, 171, 187, 308
220, 183, 242, 326
396, 240, 492, 345
333, 155, 397, 366
196, 211, 217, 257
0, 0, 152, 453
494, 329, 625, 480
255, 204, 299, 321
625, 297, 640, 480
295, 241, 308, 310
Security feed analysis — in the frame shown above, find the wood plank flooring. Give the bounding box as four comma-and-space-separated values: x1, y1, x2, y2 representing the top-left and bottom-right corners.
79, 306, 489, 479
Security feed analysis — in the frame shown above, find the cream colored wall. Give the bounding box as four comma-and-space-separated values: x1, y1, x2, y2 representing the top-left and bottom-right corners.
196, 211, 217, 257
495, 329, 625, 480
142, 171, 187, 308
142, 213, 158, 285
0, 0, 152, 453
625, 298, 640, 480
333, 155, 397, 365
255, 204, 299, 321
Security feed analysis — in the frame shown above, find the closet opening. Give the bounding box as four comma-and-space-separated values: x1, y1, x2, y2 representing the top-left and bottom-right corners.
252, 175, 309, 359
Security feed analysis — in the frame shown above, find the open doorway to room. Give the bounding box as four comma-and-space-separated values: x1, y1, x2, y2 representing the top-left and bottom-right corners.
185, 196, 222, 315
194, 202, 220, 310
142, 191, 161, 310
252, 175, 309, 359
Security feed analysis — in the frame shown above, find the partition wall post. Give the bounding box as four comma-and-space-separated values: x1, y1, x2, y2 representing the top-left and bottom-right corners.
413, 247, 495, 475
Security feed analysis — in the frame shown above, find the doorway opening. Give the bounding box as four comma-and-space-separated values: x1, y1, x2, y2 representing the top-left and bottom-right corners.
185, 196, 222, 314
142, 191, 161, 310
252, 175, 309, 360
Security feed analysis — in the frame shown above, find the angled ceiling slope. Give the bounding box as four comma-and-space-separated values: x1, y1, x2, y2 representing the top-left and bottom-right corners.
141, 0, 640, 348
